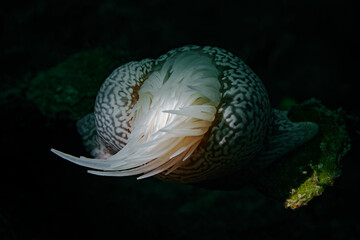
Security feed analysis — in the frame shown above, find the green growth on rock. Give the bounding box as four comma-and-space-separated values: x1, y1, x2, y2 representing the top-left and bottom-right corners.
257, 98, 350, 209
26, 48, 129, 120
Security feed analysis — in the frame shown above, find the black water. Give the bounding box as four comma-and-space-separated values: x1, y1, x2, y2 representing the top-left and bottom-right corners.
1, 0, 359, 239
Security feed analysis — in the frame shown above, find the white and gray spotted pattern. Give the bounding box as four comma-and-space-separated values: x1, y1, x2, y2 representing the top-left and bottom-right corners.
82, 45, 317, 184
94, 59, 154, 153
154, 46, 272, 182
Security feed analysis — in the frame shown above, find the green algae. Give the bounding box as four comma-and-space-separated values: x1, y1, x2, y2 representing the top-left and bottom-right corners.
278, 97, 297, 110
257, 98, 350, 209
26, 48, 129, 120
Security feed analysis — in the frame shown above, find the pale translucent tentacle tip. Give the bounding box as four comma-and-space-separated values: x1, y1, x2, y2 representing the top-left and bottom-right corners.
51, 148, 79, 164
50, 148, 115, 170
51, 148, 66, 158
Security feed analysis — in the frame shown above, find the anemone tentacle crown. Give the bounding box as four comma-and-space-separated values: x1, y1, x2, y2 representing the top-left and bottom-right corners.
52, 45, 318, 184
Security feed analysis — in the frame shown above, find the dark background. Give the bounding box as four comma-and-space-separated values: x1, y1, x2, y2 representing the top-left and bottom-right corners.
1, 0, 359, 239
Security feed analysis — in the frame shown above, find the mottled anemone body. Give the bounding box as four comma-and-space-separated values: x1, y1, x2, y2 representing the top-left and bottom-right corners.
52, 45, 318, 184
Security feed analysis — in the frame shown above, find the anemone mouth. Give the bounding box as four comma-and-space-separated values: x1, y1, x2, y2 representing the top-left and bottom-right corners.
52, 51, 221, 179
